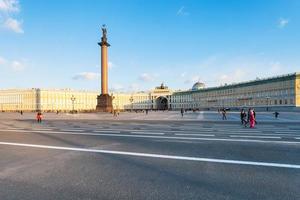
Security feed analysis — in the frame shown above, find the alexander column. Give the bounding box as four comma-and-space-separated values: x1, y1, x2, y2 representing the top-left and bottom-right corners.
96, 25, 113, 112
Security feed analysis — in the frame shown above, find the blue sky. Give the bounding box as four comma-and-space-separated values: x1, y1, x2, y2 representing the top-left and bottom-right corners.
0, 0, 299, 92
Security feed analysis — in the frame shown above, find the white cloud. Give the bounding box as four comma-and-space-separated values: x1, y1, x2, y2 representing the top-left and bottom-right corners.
0, 0, 19, 12
211, 60, 287, 87
184, 54, 292, 87
0, 56, 28, 72
278, 18, 289, 28
216, 68, 247, 86
184, 75, 201, 84
199, 55, 218, 68
72, 72, 99, 80
0, 56, 6, 65
110, 83, 124, 92
4, 17, 23, 33
11, 60, 25, 71
108, 61, 116, 69
177, 6, 189, 16
129, 83, 140, 92
139, 73, 155, 82
269, 61, 283, 74
0, 1, 23, 33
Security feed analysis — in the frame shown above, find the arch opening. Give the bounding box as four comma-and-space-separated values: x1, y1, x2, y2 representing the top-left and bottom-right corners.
156, 96, 168, 110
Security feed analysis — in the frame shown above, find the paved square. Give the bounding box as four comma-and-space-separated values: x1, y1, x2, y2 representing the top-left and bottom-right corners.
0, 112, 300, 200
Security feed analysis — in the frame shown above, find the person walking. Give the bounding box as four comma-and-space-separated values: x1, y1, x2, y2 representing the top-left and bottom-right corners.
36, 112, 40, 123
253, 108, 257, 124
247, 108, 251, 123
222, 108, 227, 120
36, 112, 43, 123
113, 109, 117, 117
249, 109, 256, 128
181, 108, 184, 117
274, 111, 279, 119
240, 109, 247, 127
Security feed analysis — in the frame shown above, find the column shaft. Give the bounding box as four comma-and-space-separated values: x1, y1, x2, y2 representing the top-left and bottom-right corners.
101, 45, 108, 94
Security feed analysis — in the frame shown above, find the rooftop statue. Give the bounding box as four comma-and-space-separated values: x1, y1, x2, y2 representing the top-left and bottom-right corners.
99, 24, 110, 46
156, 83, 168, 90
102, 24, 107, 39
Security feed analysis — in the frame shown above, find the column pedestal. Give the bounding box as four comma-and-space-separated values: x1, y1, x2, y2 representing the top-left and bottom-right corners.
96, 94, 113, 112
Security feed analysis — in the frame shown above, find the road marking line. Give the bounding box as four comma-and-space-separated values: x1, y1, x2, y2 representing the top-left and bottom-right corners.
6, 127, 297, 135
60, 129, 85, 132
93, 130, 121, 133
3, 129, 66, 134
95, 129, 214, 134
130, 132, 165, 135
1, 129, 120, 135
230, 135, 281, 139
31, 128, 54, 131
225, 133, 298, 137
1, 129, 299, 145
72, 133, 300, 145
175, 133, 215, 137
217, 129, 261, 132
276, 131, 300, 134
5, 127, 25, 130
0, 141, 299, 169
224, 133, 298, 137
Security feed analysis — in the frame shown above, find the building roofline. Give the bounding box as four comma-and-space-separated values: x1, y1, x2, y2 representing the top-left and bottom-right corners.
174, 72, 298, 95
0, 88, 99, 93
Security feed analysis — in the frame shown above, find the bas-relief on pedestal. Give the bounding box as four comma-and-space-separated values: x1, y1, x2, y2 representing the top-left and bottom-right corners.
96, 94, 113, 112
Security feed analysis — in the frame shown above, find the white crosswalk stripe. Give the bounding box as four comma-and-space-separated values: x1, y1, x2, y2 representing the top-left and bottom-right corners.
229, 135, 281, 139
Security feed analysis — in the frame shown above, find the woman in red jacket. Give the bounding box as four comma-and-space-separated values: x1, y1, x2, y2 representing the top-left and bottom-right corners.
36, 112, 43, 123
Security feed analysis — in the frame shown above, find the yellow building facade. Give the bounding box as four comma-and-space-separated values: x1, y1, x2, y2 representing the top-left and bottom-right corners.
0, 88, 98, 112
296, 73, 300, 107
0, 89, 37, 111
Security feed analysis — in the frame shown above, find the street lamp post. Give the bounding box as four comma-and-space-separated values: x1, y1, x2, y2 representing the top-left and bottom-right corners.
112, 94, 115, 114
117, 95, 120, 111
129, 96, 134, 112
71, 95, 76, 114
266, 97, 270, 111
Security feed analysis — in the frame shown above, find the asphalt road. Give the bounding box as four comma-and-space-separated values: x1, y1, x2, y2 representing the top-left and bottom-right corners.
1, 119, 300, 200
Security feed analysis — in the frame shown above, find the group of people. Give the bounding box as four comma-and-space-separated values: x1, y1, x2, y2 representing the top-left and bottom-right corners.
218, 107, 256, 128
240, 108, 256, 128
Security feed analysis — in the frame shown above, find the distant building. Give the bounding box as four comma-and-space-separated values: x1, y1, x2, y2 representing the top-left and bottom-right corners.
112, 83, 172, 111
0, 72, 299, 112
0, 88, 98, 112
171, 72, 300, 111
